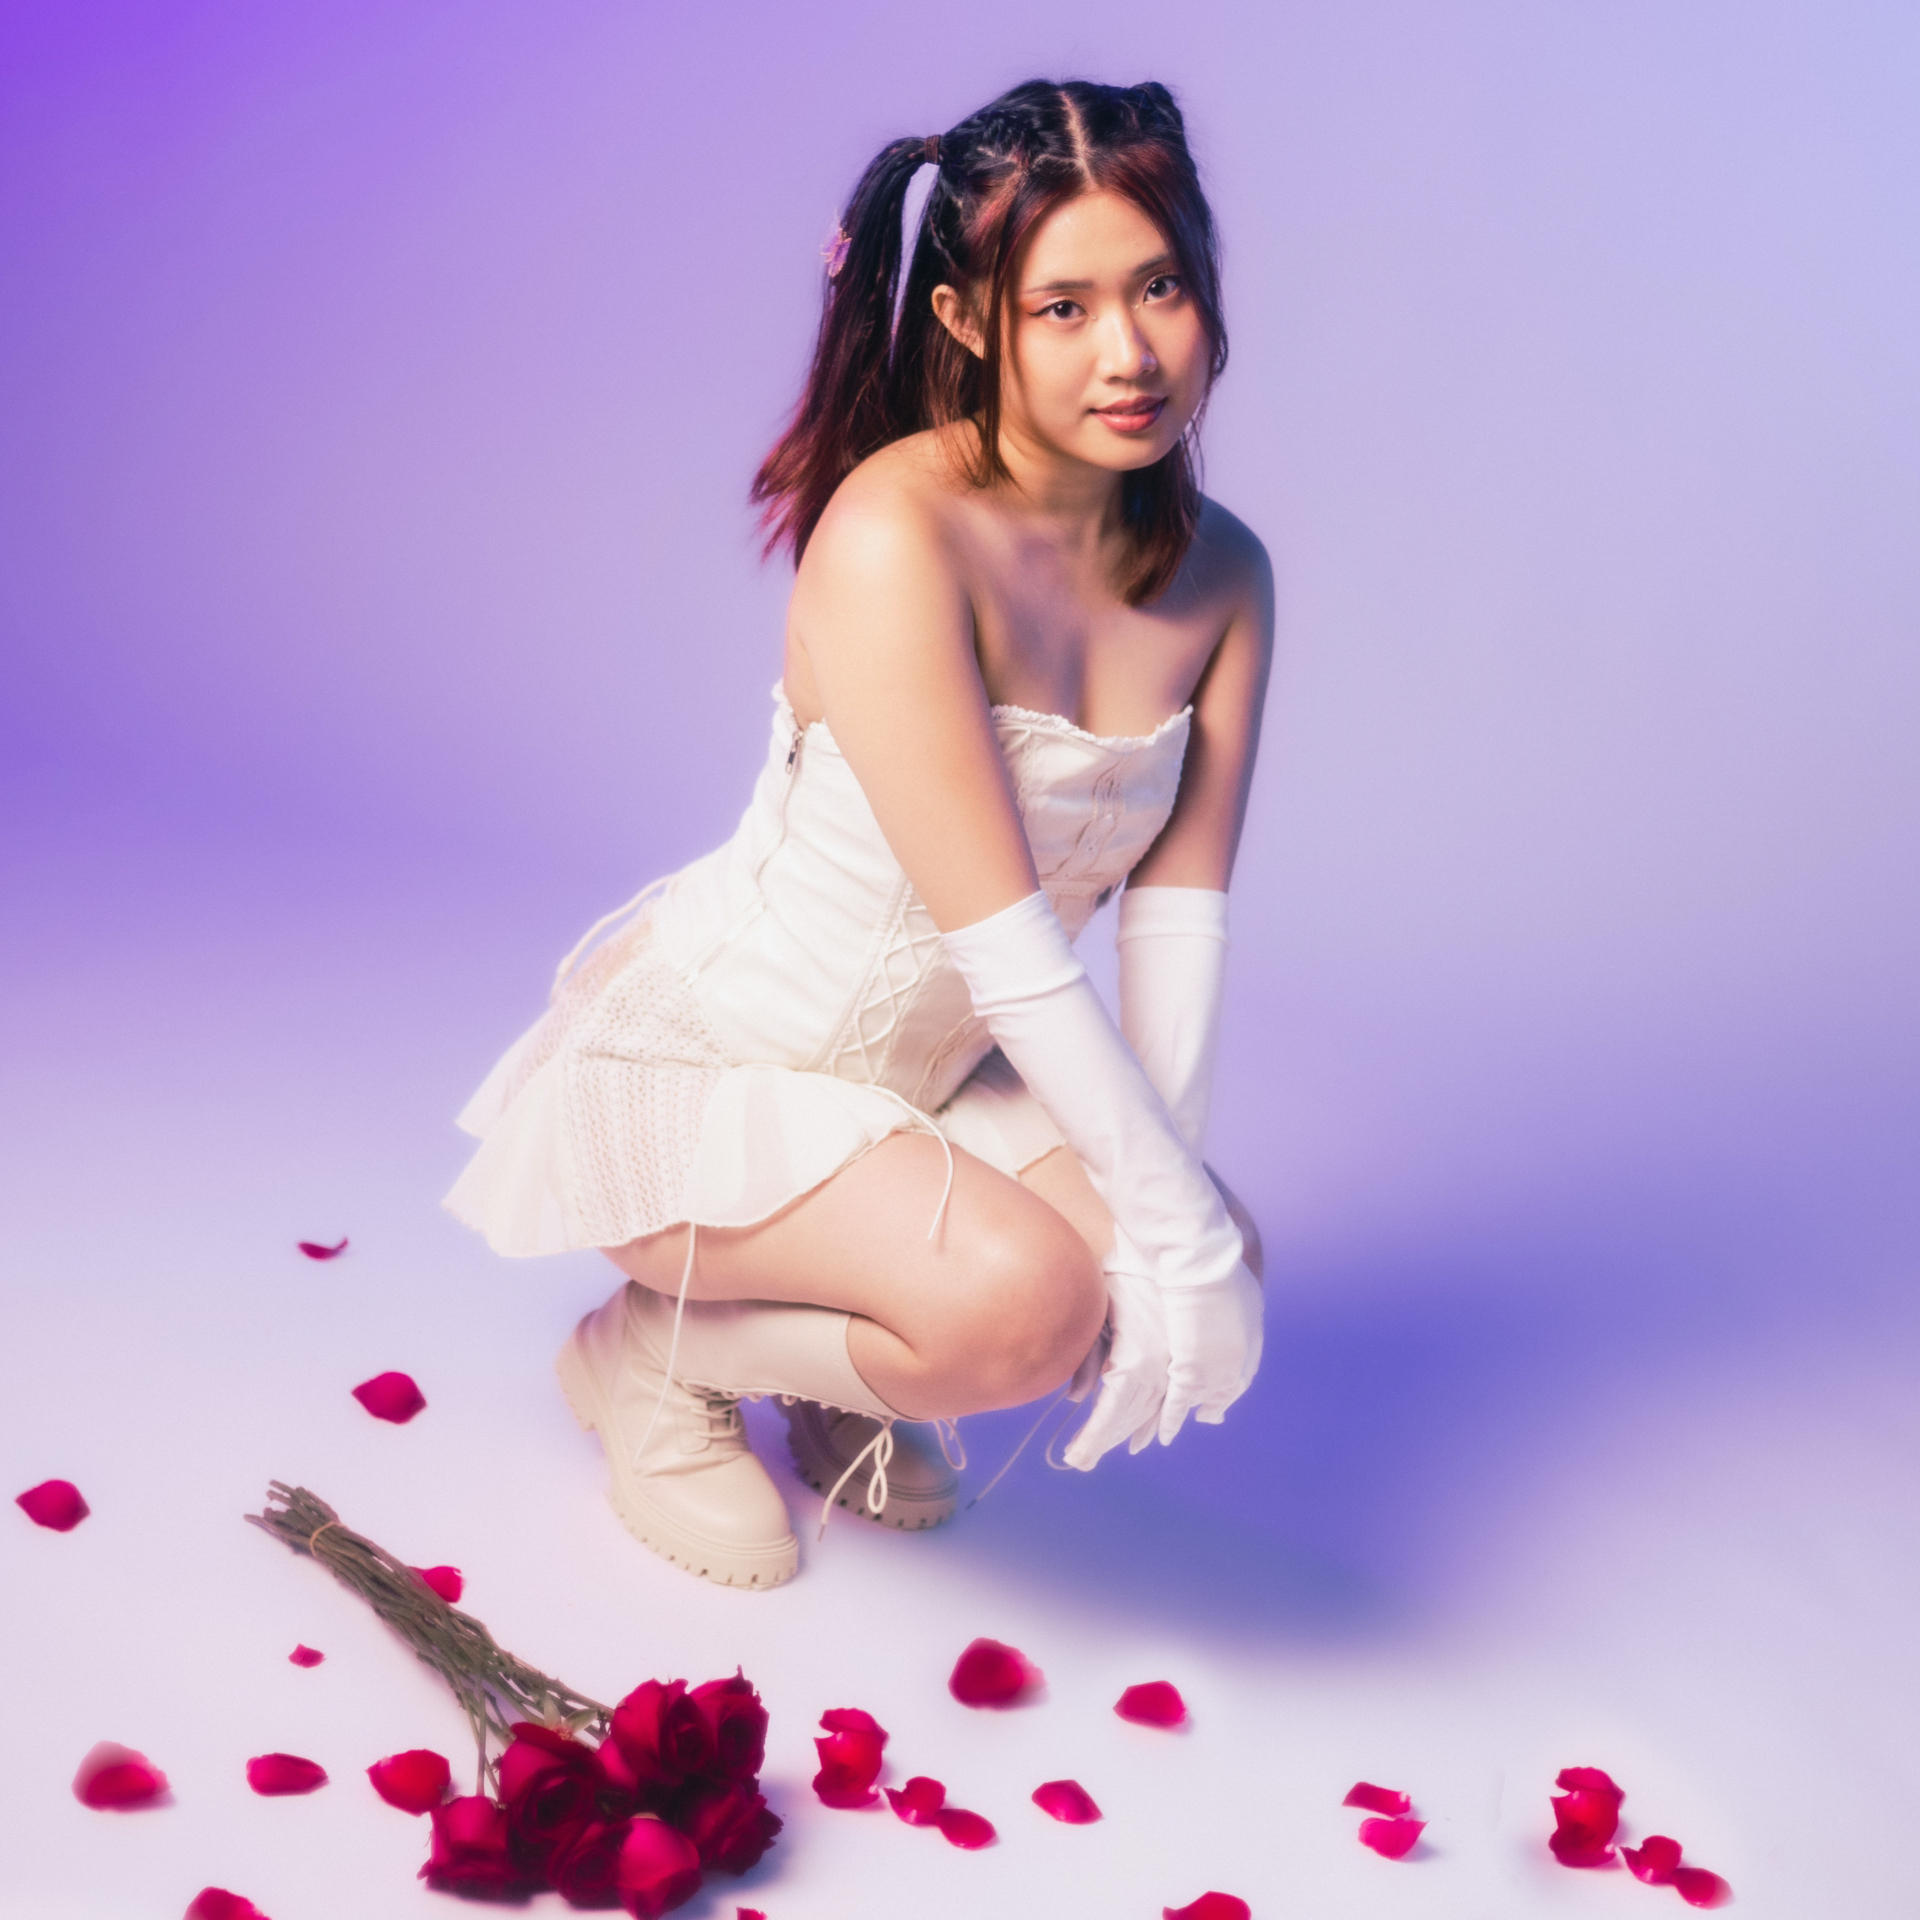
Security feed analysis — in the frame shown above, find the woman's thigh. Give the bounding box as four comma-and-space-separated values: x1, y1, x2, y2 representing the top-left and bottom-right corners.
604, 1132, 1106, 1416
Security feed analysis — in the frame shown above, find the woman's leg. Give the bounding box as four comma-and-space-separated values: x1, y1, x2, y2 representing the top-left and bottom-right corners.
605, 1134, 1107, 1420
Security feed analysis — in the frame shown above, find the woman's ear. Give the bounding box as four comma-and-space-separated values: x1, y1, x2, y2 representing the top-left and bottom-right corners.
931, 285, 987, 360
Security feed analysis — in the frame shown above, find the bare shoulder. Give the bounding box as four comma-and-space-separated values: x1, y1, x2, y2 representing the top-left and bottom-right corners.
798, 431, 968, 587
1187, 496, 1274, 625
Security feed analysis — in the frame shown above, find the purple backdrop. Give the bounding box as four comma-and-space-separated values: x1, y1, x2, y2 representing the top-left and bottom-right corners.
4, 4, 1917, 1915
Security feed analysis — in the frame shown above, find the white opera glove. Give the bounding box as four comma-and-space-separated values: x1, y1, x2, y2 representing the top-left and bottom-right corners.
1062, 1235, 1169, 1469
942, 892, 1261, 1461
1117, 886, 1229, 1155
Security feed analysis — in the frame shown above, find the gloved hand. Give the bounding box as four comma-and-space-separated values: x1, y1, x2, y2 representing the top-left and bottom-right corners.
1158, 1261, 1264, 1444
1062, 1234, 1170, 1470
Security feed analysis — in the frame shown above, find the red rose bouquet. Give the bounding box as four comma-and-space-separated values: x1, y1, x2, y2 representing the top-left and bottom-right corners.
250, 1484, 778, 1914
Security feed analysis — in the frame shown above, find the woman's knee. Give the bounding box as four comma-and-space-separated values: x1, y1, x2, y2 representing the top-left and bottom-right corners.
950, 1207, 1106, 1407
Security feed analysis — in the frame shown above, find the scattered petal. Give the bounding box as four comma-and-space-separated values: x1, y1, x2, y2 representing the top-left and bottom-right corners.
185, 1893, 269, 1920
1550, 1766, 1623, 1868
811, 1706, 888, 1808
737, 1912, 767, 1920
1344, 1781, 1411, 1816
1557, 1766, 1623, 1798
934, 1806, 996, 1849
1624, 1835, 1684, 1885
885, 1776, 947, 1826
351, 1371, 425, 1422
1116, 1680, 1188, 1728
288, 1645, 324, 1668
367, 1748, 451, 1814
16, 1478, 89, 1531
1163, 1895, 1252, 1920
617, 1814, 704, 1918
411, 1564, 463, 1604
73, 1741, 169, 1809
298, 1238, 349, 1260
948, 1637, 1042, 1708
246, 1753, 328, 1796
1672, 1866, 1734, 1909
1359, 1816, 1425, 1859
1032, 1779, 1102, 1824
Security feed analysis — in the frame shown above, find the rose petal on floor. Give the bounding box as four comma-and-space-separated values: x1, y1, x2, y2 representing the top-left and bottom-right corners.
1624, 1835, 1683, 1884
367, 1748, 451, 1813
185, 1892, 270, 1920
297, 1238, 349, 1259
948, 1637, 1042, 1707
1163, 1893, 1251, 1920
411, 1564, 463, 1604
885, 1775, 946, 1826
246, 1753, 328, 1796
287, 1645, 324, 1668
351, 1371, 425, 1422
934, 1806, 996, 1849
1672, 1866, 1735, 1908
73, 1742, 169, 1809
1343, 1781, 1411, 1816
1031, 1779, 1102, 1823
16, 1478, 89, 1531
1116, 1680, 1188, 1727
811, 1706, 887, 1807
1359, 1816, 1425, 1859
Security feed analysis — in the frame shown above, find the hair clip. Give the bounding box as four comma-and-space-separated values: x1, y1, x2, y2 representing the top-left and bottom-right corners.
822, 225, 851, 279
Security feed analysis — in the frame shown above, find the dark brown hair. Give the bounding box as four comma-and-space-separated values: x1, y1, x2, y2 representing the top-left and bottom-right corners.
751, 79, 1228, 606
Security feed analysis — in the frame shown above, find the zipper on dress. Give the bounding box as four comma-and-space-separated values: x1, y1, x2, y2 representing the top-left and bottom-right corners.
785, 726, 802, 773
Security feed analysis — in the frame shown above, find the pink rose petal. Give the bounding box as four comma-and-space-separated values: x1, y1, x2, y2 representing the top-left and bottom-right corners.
1032, 1778, 1102, 1824
1557, 1766, 1623, 1798
1672, 1866, 1734, 1909
1116, 1680, 1188, 1727
738, 1911, 767, 1919
73, 1741, 169, 1809
1359, 1816, 1425, 1859
368, 1748, 451, 1813
812, 1706, 887, 1808
934, 1806, 996, 1849
1344, 1780, 1411, 1816
1550, 1766, 1623, 1868
288, 1645, 324, 1668
185, 1893, 270, 1920
948, 1637, 1042, 1708
298, 1238, 349, 1260
1163, 1895, 1252, 1920
352, 1370, 425, 1422
16, 1478, 89, 1531
246, 1752, 328, 1796
412, 1564, 463, 1604
885, 1776, 946, 1826
1624, 1835, 1684, 1885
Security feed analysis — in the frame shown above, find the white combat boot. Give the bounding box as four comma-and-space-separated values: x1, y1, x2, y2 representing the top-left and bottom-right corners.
783, 1404, 960, 1529
557, 1281, 907, 1589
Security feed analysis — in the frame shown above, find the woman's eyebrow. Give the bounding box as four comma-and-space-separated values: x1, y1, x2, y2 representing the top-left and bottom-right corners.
1023, 253, 1176, 296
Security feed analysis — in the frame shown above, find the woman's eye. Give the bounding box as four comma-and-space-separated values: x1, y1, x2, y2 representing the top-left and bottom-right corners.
1040, 300, 1081, 320
1143, 275, 1181, 301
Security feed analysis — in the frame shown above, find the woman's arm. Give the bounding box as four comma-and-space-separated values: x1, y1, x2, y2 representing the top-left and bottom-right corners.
1128, 504, 1276, 893
786, 468, 1040, 932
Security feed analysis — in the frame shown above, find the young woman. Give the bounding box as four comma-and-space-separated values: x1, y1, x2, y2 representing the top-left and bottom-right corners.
447, 78, 1272, 1589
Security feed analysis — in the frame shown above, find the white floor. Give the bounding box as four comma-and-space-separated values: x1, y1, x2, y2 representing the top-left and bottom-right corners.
5, 794, 1918, 1920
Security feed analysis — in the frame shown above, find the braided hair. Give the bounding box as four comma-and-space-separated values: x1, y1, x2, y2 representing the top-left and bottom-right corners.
752, 79, 1227, 606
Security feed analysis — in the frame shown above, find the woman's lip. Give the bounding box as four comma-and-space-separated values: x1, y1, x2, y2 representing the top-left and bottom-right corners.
1093, 396, 1167, 431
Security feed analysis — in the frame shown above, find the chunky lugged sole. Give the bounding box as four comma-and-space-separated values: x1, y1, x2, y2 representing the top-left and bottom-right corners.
785, 1406, 958, 1531
556, 1326, 799, 1590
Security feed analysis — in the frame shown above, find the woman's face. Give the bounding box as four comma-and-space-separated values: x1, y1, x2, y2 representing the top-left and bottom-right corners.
991, 189, 1211, 476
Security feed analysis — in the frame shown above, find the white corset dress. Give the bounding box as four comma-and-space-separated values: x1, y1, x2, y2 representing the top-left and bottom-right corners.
445, 687, 1191, 1256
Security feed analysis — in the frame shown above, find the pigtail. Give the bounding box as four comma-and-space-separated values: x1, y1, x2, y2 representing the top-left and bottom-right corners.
751, 137, 936, 561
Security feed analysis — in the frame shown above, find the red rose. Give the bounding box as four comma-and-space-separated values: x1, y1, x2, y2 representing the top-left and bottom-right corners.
810, 1706, 887, 1809
608, 1682, 715, 1801
688, 1671, 768, 1784
616, 1815, 702, 1919
367, 1748, 451, 1815
552, 1817, 632, 1906
672, 1777, 782, 1874
419, 1795, 537, 1898
498, 1723, 600, 1874
72, 1741, 169, 1810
